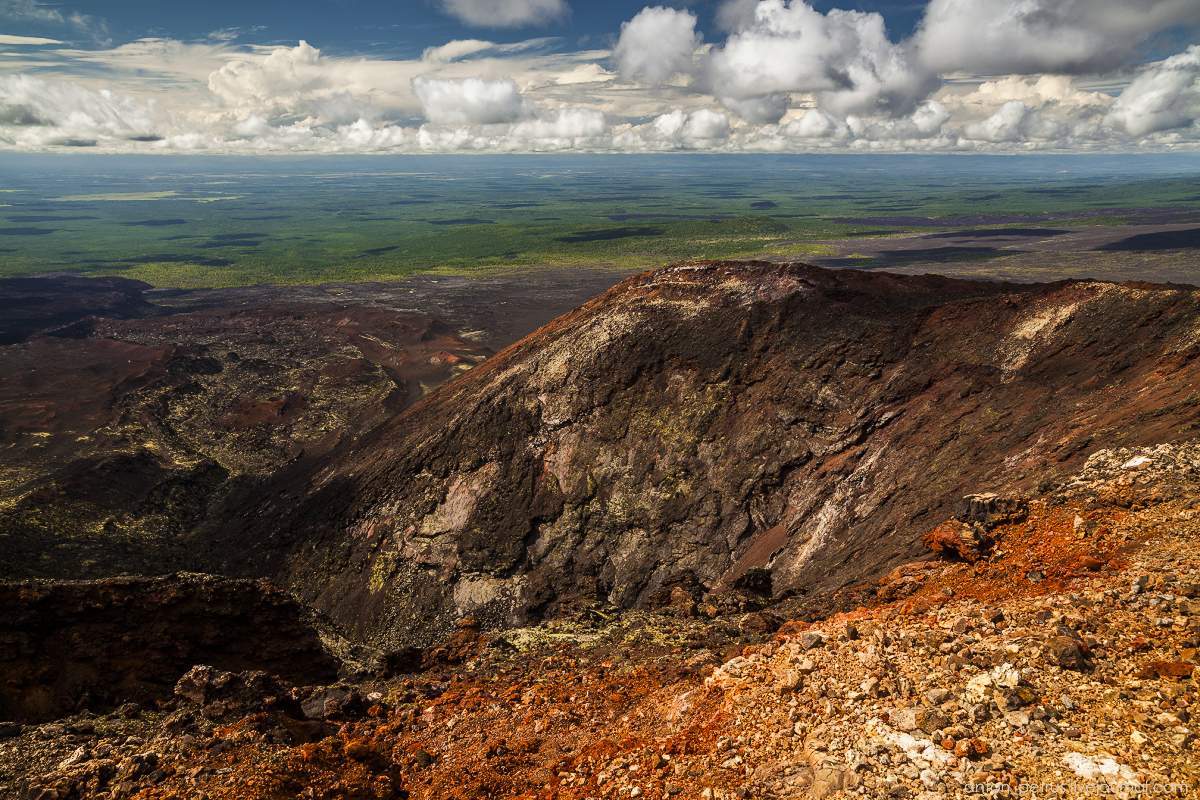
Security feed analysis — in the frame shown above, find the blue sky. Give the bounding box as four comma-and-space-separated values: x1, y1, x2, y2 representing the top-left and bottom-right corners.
0, 0, 1197, 154
8, 1, 931, 56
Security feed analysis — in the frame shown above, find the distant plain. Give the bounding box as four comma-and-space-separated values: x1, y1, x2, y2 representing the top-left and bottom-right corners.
1, 153, 1198, 288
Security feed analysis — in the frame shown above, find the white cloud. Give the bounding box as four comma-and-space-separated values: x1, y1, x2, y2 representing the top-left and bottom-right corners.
783, 108, 847, 140
719, 94, 790, 125
963, 75, 1112, 110
962, 100, 1034, 143
53, 37, 237, 86
208, 40, 329, 111
413, 76, 526, 125
707, 1, 935, 123
206, 26, 265, 44
438, 0, 568, 28
422, 39, 497, 63
548, 62, 613, 86
910, 100, 952, 135
0, 33, 61, 45
421, 37, 556, 63
1107, 45, 1200, 137
508, 107, 607, 145
206, 40, 425, 126
842, 99, 952, 142
614, 7, 700, 86
651, 108, 731, 146
959, 99, 1072, 144
609, 107, 732, 151
916, 0, 1200, 75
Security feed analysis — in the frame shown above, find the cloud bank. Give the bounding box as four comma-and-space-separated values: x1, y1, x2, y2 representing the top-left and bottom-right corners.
0, 0, 1198, 154
916, 0, 1200, 75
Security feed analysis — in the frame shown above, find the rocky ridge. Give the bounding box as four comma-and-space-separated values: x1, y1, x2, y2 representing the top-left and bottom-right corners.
225, 261, 1200, 651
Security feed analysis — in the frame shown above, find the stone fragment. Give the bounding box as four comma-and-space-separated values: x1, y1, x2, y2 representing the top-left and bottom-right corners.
777, 670, 802, 693
799, 632, 826, 651
953, 738, 990, 760
1043, 636, 1090, 671
300, 686, 362, 720
1136, 661, 1193, 680
669, 586, 696, 617
1004, 710, 1030, 728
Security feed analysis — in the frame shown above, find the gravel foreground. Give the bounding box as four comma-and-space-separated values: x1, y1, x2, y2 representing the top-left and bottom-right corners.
4, 440, 1199, 800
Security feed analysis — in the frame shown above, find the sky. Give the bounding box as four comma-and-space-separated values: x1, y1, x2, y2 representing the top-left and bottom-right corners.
0, 0, 1198, 154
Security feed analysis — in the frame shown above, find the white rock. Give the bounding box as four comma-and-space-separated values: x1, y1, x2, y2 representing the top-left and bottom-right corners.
964, 673, 993, 704
1004, 710, 1030, 728
58, 746, 89, 769
992, 663, 1021, 689
1063, 752, 1137, 784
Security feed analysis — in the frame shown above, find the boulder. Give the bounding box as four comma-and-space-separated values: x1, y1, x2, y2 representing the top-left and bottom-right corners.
173, 666, 286, 718
924, 521, 990, 563
300, 686, 363, 720
799, 632, 826, 651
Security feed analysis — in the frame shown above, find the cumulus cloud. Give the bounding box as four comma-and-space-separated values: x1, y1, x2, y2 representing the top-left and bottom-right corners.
959, 99, 1075, 144
916, 0, 1200, 75
614, 7, 700, 86
1107, 45, 1200, 137
438, 0, 568, 28
718, 94, 790, 125
201, 38, 372, 126
707, 1, 936, 123
962, 101, 1035, 143
963, 75, 1112, 111
608, 107, 732, 150
783, 108, 847, 140
206, 40, 425, 127
508, 107, 606, 145
208, 40, 330, 112
652, 108, 731, 146
413, 76, 526, 125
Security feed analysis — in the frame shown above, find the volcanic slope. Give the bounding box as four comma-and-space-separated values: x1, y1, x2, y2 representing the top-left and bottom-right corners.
205, 261, 1200, 649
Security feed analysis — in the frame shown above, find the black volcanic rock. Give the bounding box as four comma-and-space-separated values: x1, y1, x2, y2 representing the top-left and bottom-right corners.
0, 274, 159, 344
0, 573, 341, 723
